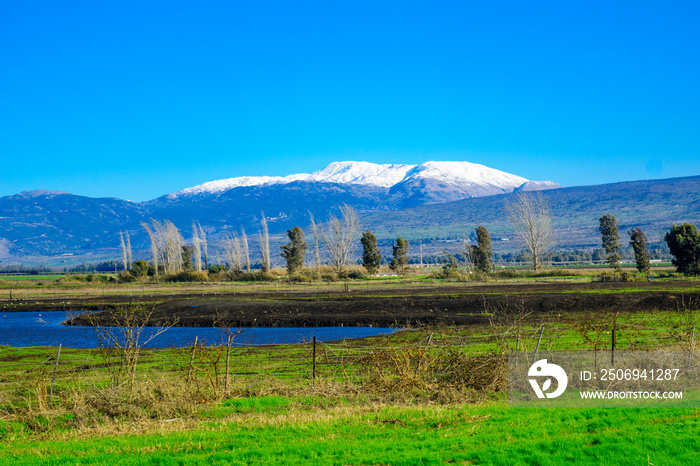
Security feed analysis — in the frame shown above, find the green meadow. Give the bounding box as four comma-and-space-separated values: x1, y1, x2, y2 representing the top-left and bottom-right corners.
1, 275, 700, 464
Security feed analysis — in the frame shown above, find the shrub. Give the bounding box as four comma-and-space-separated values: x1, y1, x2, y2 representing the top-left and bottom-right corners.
348, 270, 367, 280
85, 274, 109, 283
287, 270, 315, 283
117, 271, 137, 283
228, 270, 277, 282
596, 271, 644, 283
162, 271, 210, 283
130, 260, 151, 278
208, 265, 228, 274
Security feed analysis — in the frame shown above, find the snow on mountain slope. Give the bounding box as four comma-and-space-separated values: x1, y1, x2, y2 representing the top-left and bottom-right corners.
304, 161, 412, 187
173, 160, 553, 198
403, 161, 528, 187
176, 174, 310, 195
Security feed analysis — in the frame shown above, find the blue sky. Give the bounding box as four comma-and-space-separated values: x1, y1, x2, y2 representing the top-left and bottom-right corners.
1, 1, 698, 201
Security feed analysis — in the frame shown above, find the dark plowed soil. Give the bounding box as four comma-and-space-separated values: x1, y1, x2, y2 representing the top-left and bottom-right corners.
3, 280, 696, 328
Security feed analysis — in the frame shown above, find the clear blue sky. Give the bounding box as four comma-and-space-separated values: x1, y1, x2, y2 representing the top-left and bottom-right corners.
1, 1, 698, 201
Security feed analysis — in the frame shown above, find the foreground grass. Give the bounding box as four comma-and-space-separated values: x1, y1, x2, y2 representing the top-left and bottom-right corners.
1, 396, 699, 465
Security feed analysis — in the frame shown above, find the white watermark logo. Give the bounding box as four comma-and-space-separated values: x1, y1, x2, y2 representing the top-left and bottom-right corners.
528, 359, 568, 399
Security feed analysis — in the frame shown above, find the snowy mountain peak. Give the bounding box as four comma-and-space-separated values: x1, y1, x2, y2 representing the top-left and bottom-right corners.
173, 160, 557, 198
305, 161, 414, 187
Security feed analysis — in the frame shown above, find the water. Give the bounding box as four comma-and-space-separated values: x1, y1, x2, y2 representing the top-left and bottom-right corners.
0, 311, 396, 348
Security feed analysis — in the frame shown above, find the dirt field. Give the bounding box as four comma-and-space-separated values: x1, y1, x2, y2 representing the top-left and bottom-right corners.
2, 279, 699, 328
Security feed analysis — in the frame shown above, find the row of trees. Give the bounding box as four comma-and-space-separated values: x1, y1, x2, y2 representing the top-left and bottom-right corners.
598, 214, 652, 274
120, 191, 700, 279
598, 213, 700, 276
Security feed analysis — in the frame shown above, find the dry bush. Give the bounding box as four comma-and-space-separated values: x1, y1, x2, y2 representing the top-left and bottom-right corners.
17, 378, 212, 432
358, 343, 507, 397
432, 349, 507, 392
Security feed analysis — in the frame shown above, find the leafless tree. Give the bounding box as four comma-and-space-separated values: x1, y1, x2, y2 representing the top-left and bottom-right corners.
197, 222, 209, 270
258, 213, 271, 272
141, 222, 160, 276
142, 219, 184, 274
125, 232, 132, 269
163, 220, 184, 273
213, 313, 245, 393
309, 211, 322, 276
192, 222, 202, 272
91, 305, 177, 397
224, 233, 242, 271
241, 227, 250, 272
506, 191, 554, 271
321, 204, 360, 273
119, 231, 128, 271
462, 238, 475, 271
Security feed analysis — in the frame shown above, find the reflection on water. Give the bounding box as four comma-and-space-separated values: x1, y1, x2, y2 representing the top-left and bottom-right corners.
0, 311, 396, 348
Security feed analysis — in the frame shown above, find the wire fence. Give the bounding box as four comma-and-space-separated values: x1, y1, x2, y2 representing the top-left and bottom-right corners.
2, 317, 699, 398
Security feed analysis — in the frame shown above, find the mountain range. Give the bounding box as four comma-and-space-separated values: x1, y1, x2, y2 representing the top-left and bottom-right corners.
1, 160, 698, 266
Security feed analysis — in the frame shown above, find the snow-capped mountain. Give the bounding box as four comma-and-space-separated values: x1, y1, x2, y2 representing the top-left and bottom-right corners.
173, 160, 548, 198
0, 160, 562, 261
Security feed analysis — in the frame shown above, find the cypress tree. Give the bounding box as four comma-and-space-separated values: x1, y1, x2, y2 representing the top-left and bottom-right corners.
470, 225, 493, 273
599, 214, 622, 272
389, 237, 410, 275
281, 226, 308, 274
628, 227, 651, 275
360, 230, 382, 275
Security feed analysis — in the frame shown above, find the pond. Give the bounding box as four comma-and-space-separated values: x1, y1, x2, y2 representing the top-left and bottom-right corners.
0, 311, 397, 348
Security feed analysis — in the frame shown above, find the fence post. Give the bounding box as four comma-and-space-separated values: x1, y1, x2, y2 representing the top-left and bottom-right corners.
611, 312, 619, 367
689, 324, 696, 368
49, 344, 61, 404
225, 334, 232, 392
187, 336, 198, 384
312, 336, 316, 387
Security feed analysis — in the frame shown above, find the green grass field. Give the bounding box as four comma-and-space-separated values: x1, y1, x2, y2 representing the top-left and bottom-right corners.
1, 275, 700, 464
1, 397, 699, 465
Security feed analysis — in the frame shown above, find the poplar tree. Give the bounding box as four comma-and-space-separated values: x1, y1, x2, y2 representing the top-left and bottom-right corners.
389, 237, 410, 275
599, 213, 622, 272
469, 225, 493, 273
628, 227, 650, 275
259, 213, 271, 272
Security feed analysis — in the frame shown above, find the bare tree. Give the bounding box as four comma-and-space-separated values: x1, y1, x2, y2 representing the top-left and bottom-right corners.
119, 231, 128, 271
192, 222, 202, 272
506, 192, 554, 271
163, 220, 184, 273
224, 233, 242, 271
91, 305, 177, 397
141, 221, 160, 276
241, 227, 250, 272
197, 222, 209, 270
125, 232, 132, 270
258, 213, 271, 272
320, 204, 360, 273
309, 211, 322, 276
146, 219, 169, 273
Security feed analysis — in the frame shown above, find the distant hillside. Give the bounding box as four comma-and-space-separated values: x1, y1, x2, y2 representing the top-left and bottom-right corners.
362, 175, 700, 251
0, 173, 698, 265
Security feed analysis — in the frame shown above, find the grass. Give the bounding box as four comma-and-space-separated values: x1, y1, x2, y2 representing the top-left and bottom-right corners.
1, 399, 700, 465
1, 276, 700, 463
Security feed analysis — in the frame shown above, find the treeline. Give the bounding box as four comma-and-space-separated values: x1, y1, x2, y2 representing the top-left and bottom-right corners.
57, 193, 700, 281
0, 265, 53, 275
